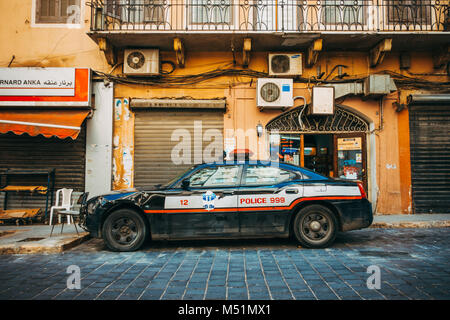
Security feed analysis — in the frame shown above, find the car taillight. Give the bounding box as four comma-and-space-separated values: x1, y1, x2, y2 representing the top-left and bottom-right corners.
357, 182, 367, 199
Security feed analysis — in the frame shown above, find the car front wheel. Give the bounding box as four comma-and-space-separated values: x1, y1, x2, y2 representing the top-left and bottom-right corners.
293, 205, 338, 248
102, 209, 148, 252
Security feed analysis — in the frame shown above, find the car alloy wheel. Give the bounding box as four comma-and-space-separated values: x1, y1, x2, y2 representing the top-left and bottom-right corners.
111, 217, 138, 245
102, 209, 148, 252
302, 212, 330, 241
293, 205, 338, 248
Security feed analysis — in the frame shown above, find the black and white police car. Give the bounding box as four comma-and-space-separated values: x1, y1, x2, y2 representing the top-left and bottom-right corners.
79, 161, 373, 251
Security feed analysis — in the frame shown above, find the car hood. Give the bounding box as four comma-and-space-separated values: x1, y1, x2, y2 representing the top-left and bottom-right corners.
97, 184, 166, 201
99, 189, 139, 201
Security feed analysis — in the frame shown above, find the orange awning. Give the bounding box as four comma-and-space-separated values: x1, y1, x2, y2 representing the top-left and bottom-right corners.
0, 110, 89, 139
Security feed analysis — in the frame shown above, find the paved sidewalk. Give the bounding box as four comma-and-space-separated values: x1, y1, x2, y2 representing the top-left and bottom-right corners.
0, 224, 89, 254
1, 228, 449, 300
0, 214, 448, 255
372, 214, 450, 229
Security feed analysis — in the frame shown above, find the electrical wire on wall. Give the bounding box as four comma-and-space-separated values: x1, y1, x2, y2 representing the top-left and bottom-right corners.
160, 60, 176, 75
93, 67, 450, 91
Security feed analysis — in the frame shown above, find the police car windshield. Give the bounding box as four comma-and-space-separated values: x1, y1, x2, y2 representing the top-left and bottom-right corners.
161, 165, 197, 188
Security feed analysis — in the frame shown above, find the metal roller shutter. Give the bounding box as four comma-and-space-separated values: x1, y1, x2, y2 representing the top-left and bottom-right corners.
0, 128, 86, 210
135, 110, 224, 187
409, 105, 450, 213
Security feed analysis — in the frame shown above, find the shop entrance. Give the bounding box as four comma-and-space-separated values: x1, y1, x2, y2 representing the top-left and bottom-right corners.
266, 104, 369, 190
274, 133, 366, 187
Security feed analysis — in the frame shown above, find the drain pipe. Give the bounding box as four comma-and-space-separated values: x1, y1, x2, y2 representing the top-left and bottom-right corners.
379, 97, 384, 131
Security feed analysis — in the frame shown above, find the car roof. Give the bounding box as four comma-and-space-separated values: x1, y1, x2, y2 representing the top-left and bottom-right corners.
195, 161, 329, 180
163, 161, 329, 188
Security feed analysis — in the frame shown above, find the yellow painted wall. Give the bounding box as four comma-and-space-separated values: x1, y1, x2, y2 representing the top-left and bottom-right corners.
0, 1, 108, 71
1, 1, 447, 215
113, 49, 442, 215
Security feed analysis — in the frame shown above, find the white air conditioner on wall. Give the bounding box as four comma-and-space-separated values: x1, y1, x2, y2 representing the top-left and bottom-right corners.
268, 53, 303, 77
257, 78, 294, 109
123, 49, 159, 76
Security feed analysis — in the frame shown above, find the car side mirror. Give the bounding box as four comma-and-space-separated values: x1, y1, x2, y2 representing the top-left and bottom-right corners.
181, 179, 190, 190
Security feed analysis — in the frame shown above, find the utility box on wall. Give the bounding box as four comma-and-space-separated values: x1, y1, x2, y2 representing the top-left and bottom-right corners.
310, 86, 335, 115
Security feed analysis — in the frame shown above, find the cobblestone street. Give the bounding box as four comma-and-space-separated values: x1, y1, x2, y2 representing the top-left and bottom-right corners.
0, 228, 449, 300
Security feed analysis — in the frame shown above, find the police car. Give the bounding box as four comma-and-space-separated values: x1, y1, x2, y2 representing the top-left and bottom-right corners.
79, 161, 373, 251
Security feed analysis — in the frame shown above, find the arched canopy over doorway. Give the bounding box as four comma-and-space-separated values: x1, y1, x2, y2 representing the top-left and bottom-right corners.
266, 104, 369, 189
266, 104, 369, 133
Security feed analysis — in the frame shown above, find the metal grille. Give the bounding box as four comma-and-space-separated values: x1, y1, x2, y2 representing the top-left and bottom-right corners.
266, 104, 369, 133
134, 110, 224, 187
89, 0, 449, 32
0, 128, 86, 211
260, 82, 280, 103
409, 105, 450, 214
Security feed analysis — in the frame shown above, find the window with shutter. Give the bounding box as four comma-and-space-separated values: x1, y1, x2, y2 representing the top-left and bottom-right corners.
190, 0, 232, 25
108, 0, 165, 24
36, 0, 81, 24
387, 0, 431, 24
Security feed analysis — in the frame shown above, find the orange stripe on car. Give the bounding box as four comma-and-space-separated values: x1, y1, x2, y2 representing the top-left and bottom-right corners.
144, 196, 363, 214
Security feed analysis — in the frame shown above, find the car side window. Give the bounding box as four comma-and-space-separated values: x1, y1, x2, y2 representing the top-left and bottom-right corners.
299, 172, 311, 180
190, 165, 241, 187
243, 166, 299, 186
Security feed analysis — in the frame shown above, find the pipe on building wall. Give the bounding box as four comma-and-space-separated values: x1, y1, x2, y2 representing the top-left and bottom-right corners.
379, 97, 384, 132
408, 94, 450, 104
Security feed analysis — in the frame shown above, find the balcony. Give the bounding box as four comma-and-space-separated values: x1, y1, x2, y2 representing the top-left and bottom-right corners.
87, 1, 450, 52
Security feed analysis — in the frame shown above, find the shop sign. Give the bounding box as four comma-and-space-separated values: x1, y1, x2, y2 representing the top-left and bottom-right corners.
0, 68, 91, 107
0, 68, 75, 96
338, 137, 362, 151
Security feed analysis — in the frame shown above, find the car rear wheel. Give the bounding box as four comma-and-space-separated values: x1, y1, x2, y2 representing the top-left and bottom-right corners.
102, 209, 148, 252
293, 205, 338, 248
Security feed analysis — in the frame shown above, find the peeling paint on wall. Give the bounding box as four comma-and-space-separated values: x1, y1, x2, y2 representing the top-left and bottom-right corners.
122, 147, 133, 187
112, 98, 135, 190
114, 99, 122, 121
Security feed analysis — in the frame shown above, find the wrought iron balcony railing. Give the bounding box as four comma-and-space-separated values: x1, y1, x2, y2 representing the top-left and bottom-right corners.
88, 0, 450, 33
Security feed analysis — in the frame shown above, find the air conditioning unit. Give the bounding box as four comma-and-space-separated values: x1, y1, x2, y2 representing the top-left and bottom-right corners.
123, 49, 159, 75
257, 78, 293, 109
268, 53, 302, 77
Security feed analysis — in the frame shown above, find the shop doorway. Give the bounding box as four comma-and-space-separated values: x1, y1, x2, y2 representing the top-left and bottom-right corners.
272, 132, 367, 189
266, 104, 370, 190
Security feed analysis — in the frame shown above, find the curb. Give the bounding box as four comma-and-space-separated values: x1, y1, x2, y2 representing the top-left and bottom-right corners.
0, 233, 90, 255
370, 221, 450, 229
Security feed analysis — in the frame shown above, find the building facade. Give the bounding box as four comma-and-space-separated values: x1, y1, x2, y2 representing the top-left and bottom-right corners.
1, 0, 449, 216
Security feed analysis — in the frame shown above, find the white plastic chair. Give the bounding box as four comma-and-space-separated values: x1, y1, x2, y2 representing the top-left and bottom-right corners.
49, 188, 73, 225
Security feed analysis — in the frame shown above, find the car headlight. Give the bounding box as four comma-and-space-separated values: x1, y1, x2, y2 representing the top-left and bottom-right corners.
87, 202, 96, 215
86, 197, 105, 215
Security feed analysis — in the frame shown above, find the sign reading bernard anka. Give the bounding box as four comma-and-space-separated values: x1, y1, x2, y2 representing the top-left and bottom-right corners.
0, 68, 75, 96
202, 191, 216, 211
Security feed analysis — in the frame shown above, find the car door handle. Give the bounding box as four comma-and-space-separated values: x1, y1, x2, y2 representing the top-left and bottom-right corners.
222, 190, 235, 195
285, 188, 298, 194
